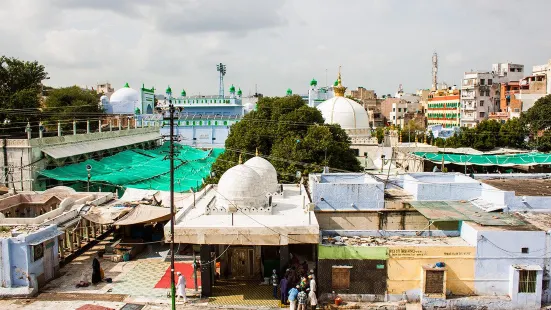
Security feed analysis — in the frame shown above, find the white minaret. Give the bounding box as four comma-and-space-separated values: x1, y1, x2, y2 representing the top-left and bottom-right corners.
308, 78, 318, 108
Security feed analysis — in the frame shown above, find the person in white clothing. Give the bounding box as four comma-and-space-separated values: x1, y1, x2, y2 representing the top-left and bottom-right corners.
308, 275, 317, 310
176, 271, 187, 303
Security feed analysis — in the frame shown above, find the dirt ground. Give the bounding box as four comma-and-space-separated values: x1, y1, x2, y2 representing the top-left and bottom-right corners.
482, 178, 551, 196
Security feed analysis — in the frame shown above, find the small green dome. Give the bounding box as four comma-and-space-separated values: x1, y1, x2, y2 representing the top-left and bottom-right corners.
310, 78, 317, 86
229, 84, 236, 93
333, 80, 339, 86
124, 82, 130, 88
166, 85, 172, 94
237, 88, 242, 96
286, 88, 292, 95
135, 107, 141, 115
181, 89, 186, 97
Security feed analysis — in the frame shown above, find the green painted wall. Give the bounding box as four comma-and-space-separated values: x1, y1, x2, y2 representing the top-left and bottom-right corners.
318, 245, 388, 260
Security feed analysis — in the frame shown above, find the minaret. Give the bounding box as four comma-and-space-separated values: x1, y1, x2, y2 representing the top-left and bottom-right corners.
333, 66, 347, 97
286, 88, 293, 96
181, 89, 187, 97
229, 84, 236, 99
308, 78, 318, 107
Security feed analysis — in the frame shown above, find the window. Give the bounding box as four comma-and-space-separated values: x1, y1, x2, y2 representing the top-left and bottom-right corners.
519, 270, 537, 293
521, 247, 529, 254
485, 90, 490, 97
398, 108, 402, 112
488, 79, 493, 85
332, 267, 351, 290
32, 243, 44, 262
480, 100, 484, 107
479, 112, 485, 118
393, 107, 396, 112
480, 79, 485, 86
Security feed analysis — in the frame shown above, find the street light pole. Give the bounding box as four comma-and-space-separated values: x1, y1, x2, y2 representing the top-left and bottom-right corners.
86, 164, 92, 192
169, 98, 176, 310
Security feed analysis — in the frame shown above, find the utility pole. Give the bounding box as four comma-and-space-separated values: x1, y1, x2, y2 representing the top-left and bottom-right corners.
169, 96, 176, 310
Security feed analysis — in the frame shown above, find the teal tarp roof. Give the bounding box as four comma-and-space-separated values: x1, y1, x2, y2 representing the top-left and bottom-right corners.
414, 152, 551, 167
40, 143, 224, 192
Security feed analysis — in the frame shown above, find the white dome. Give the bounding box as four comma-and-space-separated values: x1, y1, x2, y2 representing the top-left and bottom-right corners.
216, 164, 267, 211
317, 96, 370, 130
110, 86, 139, 105
244, 156, 278, 193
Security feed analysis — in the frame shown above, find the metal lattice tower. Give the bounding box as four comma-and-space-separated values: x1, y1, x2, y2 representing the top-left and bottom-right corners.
216, 63, 227, 98
432, 52, 438, 91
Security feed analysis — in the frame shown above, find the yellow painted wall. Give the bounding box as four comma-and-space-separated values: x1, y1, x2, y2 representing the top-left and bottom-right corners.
387, 245, 475, 296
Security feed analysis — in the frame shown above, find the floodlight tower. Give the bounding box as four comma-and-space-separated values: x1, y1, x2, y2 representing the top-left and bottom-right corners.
217, 63, 227, 98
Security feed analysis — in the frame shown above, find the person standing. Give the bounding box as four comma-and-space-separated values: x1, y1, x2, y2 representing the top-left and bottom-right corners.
176, 271, 187, 303
308, 275, 317, 310
288, 285, 299, 310
280, 275, 289, 305
297, 288, 307, 310
91, 255, 102, 284
271, 269, 279, 299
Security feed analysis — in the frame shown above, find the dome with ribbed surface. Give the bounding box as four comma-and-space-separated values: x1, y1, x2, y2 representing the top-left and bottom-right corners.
244, 156, 278, 194
216, 164, 267, 211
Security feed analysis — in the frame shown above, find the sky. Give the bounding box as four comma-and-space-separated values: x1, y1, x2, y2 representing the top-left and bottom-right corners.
1, 0, 550, 97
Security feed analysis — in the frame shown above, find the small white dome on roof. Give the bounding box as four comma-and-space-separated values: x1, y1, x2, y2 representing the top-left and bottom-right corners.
244, 156, 278, 193
317, 96, 370, 130
216, 164, 267, 211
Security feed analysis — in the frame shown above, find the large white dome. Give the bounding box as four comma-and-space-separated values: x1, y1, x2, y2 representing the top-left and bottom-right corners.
244, 156, 278, 194
110, 86, 139, 105
215, 164, 267, 212
317, 96, 370, 130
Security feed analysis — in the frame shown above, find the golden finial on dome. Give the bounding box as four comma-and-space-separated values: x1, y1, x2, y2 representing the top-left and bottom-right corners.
238, 153, 242, 164
333, 65, 347, 97
255, 147, 259, 156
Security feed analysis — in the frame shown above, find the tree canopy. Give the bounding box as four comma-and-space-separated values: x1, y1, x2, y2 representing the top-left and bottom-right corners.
0, 56, 48, 129
43, 86, 104, 131
209, 95, 362, 183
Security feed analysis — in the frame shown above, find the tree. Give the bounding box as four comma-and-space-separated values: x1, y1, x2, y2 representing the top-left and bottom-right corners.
521, 94, 551, 150
375, 127, 385, 144
0, 56, 48, 129
209, 95, 361, 183
43, 86, 104, 132
498, 118, 526, 149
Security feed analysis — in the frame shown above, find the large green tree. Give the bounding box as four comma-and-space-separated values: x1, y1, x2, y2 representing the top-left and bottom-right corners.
210, 95, 361, 183
0, 56, 48, 129
43, 86, 104, 132
520, 94, 551, 151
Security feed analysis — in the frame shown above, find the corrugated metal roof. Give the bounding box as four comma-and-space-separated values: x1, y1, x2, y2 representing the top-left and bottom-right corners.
40, 132, 161, 159
409, 201, 526, 226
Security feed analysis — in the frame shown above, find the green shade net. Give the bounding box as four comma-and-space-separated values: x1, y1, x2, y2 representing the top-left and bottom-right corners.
40, 143, 224, 192
414, 152, 551, 167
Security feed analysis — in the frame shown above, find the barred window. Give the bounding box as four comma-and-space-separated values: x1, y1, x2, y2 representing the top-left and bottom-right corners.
332, 267, 351, 290
519, 270, 537, 293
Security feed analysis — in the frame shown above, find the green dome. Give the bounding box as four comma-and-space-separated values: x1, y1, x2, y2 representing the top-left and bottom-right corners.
124, 82, 130, 88
135, 107, 141, 115
237, 88, 242, 96
333, 80, 339, 86
166, 85, 172, 94
310, 78, 317, 86
229, 84, 236, 93
181, 89, 186, 97
286, 88, 292, 95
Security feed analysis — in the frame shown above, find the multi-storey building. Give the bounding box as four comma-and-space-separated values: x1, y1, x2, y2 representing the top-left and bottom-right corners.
427, 87, 460, 128
350, 87, 378, 112
461, 63, 524, 127
517, 59, 551, 111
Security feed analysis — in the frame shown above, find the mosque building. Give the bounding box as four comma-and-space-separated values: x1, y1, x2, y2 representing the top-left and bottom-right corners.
167, 151, 319, 296
100, 83, 155, 115
315, 71, 378, 156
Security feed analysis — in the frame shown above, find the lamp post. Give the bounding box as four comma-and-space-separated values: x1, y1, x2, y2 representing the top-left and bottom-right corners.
167, 92, 177, 310
216, 63, 227, 98
86, 164, 92, 192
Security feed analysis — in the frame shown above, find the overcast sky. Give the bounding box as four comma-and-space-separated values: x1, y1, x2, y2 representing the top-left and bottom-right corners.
2, 0, 550, 97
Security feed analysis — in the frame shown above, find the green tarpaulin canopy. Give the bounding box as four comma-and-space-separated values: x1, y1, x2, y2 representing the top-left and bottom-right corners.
414, 152, 551, 167
40, 143, 224, 193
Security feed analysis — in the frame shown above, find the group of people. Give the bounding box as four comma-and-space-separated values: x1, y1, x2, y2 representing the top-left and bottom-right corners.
272, 265, 317, 310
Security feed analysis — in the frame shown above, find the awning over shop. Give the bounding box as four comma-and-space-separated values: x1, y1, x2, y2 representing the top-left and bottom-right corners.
40, 132, 161, 159
414, 152, 551, 167
114, 204, 171, 225
409, 201, 525, 226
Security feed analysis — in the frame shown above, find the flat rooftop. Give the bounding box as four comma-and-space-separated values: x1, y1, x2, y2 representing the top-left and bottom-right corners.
481, 178, 551, 196
321, 235, 469, 247
514, 212, 551, 231
170, 184, 319, 245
